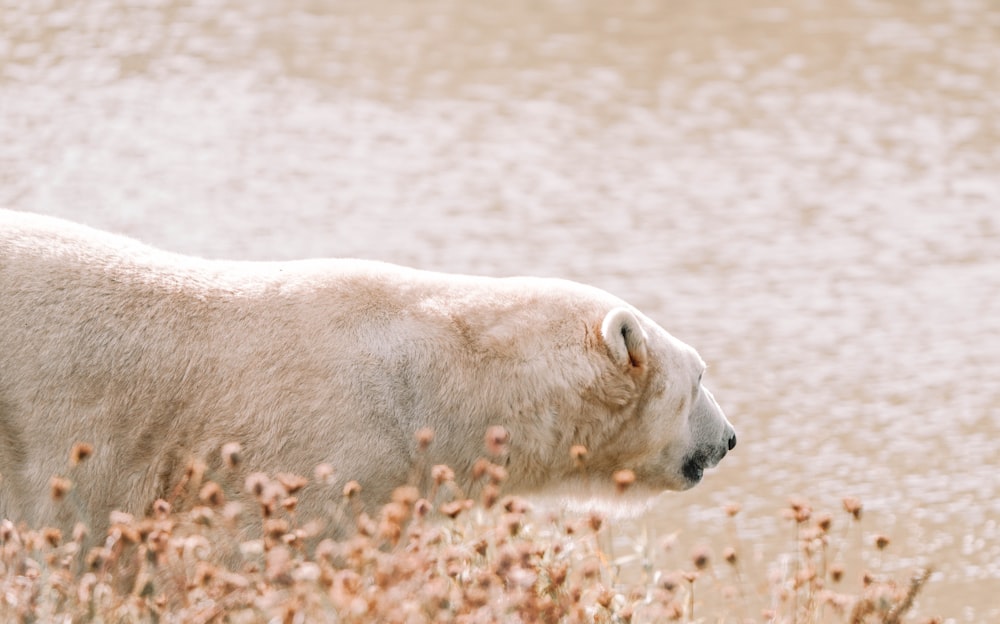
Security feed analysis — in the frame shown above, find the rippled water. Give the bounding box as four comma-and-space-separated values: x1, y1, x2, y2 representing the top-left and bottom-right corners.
2, 0, 998, 620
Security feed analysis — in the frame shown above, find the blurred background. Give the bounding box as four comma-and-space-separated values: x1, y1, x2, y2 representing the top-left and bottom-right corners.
2, 1, 997, 620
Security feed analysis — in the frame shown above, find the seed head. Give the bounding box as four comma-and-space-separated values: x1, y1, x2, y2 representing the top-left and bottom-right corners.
221, 442, 242, 468
723, 502, 741, 517
613, 469, 636, 493
487, 463, 508, 484
193, 561, 216, 587
485, 426, 509, 456
874, 534, 891, 550
415, 427, 435, 451
184, 459, 206, 485
482, 484, 500, 509
691, 546, 711, 570
472, 458, 491, 480
109, 510, 134, 525
276, 473, 308, 494
314, 463, 335, 483
842, 496, 863, 520
570, 445, 588, 463
502, 496, 530, 513
264, 518, 290, 541
588, 512, 604, 533
439, 500, 467, 519
245, 472, 270, 498
788, 497, 812, 523
43, 527, 62, 548
391, 486, 420, 507
815, 512, 833, 533
70, 442, 94, 466
723, 546, 738, 565
414, 498, 432, 518
343, 480, 362, 498
152, 499, 171, 518
829, 563, 844, 583
431, 464, 455, 484
0, 520, 14, 542
199, 482, 225, 507
50, 476, 72, 501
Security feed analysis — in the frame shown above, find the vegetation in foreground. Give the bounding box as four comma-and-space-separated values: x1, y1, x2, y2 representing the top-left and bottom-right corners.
0, 436, 937, 623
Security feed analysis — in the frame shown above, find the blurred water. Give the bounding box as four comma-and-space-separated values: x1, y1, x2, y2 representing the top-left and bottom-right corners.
2, 0, 998, 619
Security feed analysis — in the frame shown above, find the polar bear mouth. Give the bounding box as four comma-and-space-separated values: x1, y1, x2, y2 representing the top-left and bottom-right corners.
681, 447, 724, 485
681, 454, 708, 484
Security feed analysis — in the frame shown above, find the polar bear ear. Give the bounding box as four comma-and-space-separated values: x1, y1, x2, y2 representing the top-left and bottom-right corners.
601, 307, 648, 369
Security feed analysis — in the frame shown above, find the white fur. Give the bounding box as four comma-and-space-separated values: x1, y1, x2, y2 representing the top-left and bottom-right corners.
0, 209, 735, 536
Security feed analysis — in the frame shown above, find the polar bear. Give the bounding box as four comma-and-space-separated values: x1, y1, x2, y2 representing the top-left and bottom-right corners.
0, 209, 735, 537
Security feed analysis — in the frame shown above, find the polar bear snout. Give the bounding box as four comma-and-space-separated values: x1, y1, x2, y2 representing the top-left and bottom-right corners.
680, 425, 735, 487
680, 385, 736, 487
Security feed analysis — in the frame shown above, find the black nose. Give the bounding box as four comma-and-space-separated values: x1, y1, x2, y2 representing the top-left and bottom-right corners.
728, 433, 737, 451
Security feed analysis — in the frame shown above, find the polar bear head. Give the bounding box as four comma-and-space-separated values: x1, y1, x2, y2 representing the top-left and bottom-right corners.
600, 307, 735, 490
523, 304, 736, 505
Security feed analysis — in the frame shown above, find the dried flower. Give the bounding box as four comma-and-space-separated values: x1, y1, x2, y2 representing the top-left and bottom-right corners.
815, 512, 833, 533
392, 486, 420, 507
415, 427, 434, 450
199, 481, 225, 507
343, 480, 362, 498
245, 472, 270, 498
184, 459, 206, 486
829, 563, 845, 583
570, 445, 588, 463
431, 464, 455, 484
152, 499, 171, 518
691, 546, 711, 570
581, 558, 601, 580
221, 442, 242, 468
472, 458, 491, 480
723, 502, 741, 517
843, 496, 863, 520
70, 442, 94, 466
874, 534, 891, 550
613, 469, 636, 493
482, 484, 500, 509
276, 473, 308, 494
314, 463, 335, 483
109, 510, 134, 525
42, 527, 61, 548
788, 497, 812, 523
264, 518, 290, 541
487, 463, 508, 484
439, 500, 466, 519
414, 498, 432, 518
485, 425, 509, 456
50, 476, 72, 501
588, 512, 604, 533
723, 546, 738, 565
0, 520, 14, 542
502, 496, 530, 514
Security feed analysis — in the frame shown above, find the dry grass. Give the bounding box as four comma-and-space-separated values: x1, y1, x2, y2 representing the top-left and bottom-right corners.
0, 436, 940, 623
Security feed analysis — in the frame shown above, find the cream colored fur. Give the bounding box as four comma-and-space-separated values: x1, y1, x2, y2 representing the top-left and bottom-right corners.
0, 209, 735, 537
